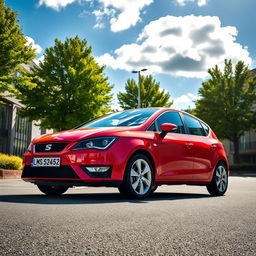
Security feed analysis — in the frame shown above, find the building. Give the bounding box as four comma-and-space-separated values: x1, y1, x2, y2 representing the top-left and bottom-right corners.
0, 62, 53, 157
223, 130, 256, 164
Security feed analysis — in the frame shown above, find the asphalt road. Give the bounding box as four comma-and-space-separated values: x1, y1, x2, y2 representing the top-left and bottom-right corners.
0, 177, 256, 256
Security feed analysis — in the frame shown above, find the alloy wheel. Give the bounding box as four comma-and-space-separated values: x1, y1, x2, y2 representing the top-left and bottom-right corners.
215, 165, 228, 192
130, 159, 152, 195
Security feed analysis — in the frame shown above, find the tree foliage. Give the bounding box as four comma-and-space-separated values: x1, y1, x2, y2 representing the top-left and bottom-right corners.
118, 75, 173, 109
194, 59, 256, 163
0, 0, 35, 96
16, 36, 113, 131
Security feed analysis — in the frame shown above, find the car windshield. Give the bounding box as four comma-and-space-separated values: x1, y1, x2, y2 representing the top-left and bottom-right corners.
78, 109, 159, 128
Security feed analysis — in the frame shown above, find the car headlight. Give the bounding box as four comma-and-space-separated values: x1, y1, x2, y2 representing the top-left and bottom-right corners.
72, 137, 118, 150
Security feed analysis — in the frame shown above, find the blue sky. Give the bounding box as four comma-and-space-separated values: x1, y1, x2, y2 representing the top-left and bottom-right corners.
6, 0, 256, 110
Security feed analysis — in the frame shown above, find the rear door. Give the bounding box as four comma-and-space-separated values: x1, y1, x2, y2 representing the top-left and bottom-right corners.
182, 114, 216, 180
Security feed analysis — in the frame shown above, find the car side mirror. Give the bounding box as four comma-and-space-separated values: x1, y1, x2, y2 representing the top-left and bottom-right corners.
160, 123, 178, 138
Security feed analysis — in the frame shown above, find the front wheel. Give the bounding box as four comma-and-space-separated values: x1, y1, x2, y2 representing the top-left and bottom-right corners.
151, 185, 158, 193
119, 154, 154, 199
207, 163, 228, 196
37, 185, 69, 196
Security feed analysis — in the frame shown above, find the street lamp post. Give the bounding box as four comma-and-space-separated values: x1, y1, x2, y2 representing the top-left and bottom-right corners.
132, 68, 147, 108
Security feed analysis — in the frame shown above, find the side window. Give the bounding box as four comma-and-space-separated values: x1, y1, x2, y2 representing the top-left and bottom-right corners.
201, 122, 209, 136
183, 114, 205, 136
156, 112, 185, 134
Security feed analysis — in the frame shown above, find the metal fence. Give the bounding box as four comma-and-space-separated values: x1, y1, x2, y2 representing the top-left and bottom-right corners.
230, 141, 256, 152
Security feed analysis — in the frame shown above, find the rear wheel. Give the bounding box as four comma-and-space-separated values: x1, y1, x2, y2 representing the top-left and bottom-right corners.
207, 163, 228, 196
37, 185, 69, 196
119, 154, 154, 199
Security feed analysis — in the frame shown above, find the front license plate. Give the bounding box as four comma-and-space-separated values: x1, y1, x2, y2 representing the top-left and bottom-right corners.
31, 157, 61, 167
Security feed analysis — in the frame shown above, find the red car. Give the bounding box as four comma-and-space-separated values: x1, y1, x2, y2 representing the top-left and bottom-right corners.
22, 108, 229, 198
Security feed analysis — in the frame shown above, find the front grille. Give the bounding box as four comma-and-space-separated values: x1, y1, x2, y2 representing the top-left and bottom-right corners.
34, 143, 69, 152
22, 165, 79, 179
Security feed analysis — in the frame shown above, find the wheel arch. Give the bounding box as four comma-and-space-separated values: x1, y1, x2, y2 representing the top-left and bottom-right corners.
218, 159, 228, 168
209, 158, 229, 181
124, 149, 156, 179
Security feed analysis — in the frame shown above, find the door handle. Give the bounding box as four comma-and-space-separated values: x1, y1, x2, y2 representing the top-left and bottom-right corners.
185, 143, 194, 149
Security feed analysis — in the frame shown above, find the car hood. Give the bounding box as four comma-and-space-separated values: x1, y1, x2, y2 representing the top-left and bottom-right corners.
32, 127, 138, 143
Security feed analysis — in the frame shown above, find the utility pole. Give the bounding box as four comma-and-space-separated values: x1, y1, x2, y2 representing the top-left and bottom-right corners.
132, 68, 147, 108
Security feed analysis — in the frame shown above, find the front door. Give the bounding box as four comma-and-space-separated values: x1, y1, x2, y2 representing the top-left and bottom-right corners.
156, 133, 194, 180
153, 111, 194, 181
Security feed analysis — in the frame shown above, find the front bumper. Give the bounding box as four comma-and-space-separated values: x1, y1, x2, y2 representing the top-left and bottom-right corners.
22, 178, 122, 187
21, 164, 122, 187
22, 165, 113, 179
22, 137, 157, 187
22, 142, 130, 186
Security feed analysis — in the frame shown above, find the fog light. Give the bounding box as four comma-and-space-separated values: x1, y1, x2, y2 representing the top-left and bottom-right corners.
86, 166, 110, 173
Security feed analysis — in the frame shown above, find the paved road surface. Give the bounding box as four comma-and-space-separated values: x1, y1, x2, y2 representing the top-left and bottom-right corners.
0, 177, 256, 255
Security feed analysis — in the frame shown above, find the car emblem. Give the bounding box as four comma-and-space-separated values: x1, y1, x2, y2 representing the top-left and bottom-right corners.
45, 144, 52, 151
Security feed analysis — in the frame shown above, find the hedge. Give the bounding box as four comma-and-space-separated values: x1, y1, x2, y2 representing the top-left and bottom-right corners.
0, 153, 23, 170
230, 163, 256, 172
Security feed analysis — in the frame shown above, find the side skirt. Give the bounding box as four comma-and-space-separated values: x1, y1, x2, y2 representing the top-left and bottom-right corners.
155, 180, 211, 185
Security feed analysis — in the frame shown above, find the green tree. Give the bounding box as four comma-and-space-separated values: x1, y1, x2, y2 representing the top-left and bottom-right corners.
118, 75, 173, 109
194, 59, 256, 163
0, 0, 35, 96
16, 36, 113, 131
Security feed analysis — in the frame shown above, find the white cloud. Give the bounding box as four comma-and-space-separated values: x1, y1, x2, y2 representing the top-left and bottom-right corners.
96, 0, 154, 32
38, 0, 76, 11
175, 0, 207, 7
172, 93, 200, 110
38, 0, 209, 31
92, 7, 116, 29
25, 36, 42, 54
38, 0, 153, 31
197, 0, 207, 6
25, 36, 44, 66
96, 15, 252, 78
110, 98, 123, 111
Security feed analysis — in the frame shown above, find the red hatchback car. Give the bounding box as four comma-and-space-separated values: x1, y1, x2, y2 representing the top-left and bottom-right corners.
22, 108, 229, 198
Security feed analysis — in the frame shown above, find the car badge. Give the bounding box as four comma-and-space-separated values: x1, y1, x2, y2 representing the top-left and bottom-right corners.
45, 144, 52, 151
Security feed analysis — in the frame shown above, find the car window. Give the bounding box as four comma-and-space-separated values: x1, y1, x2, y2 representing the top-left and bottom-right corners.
183, 114, 206, 136
156, 112, 185, 134
201, 122, 209, 136
79, 109, 159, 128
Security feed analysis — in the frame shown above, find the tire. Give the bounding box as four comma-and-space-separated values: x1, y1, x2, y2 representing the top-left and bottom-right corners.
207, 163, 228, 196
117, 185, 127, 196
37, 185, 69, 196
119, 154, 154, 199
151, 185, 158, 193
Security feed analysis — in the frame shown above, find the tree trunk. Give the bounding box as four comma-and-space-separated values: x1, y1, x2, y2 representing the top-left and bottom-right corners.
232, 136, 240, 164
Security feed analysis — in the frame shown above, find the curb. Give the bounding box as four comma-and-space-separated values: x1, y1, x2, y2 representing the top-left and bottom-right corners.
0, 169, 22, 179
